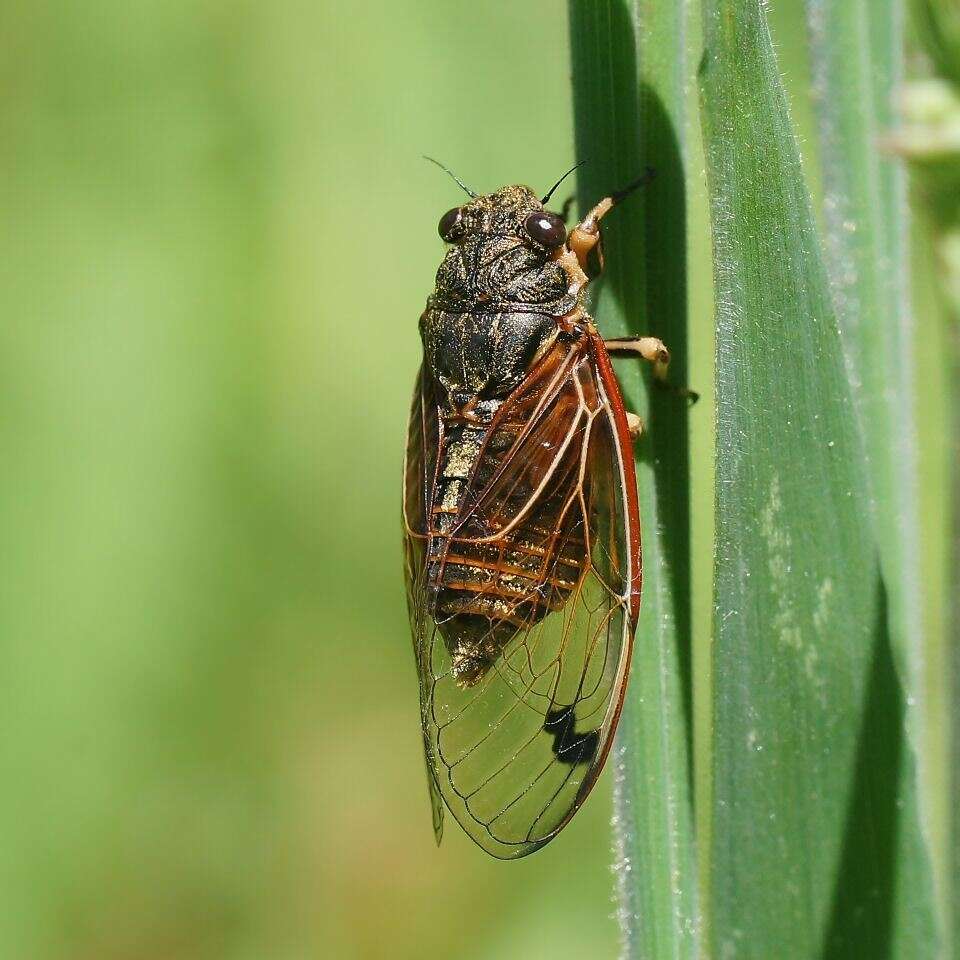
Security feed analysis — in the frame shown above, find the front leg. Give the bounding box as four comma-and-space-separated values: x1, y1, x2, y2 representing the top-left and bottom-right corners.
567, 168, 656, 271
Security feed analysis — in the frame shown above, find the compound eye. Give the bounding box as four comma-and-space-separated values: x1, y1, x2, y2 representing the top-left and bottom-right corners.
523, 211, 567, 248
438, 207, 464, 242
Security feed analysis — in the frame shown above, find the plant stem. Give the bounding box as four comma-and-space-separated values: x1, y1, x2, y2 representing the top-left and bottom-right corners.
699, 0, 939, 955
568, 2, 699, 956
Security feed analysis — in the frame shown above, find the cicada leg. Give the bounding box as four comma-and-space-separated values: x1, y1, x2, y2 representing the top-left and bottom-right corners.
567, 168, 657, 271
604, 336, 670, 379
604, 336, 699, 404
567, 201, 610, 273
624, 411, 645, 440
561, 170, 698, 405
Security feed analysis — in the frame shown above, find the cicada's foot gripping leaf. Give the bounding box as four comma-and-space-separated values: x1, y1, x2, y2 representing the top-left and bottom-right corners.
604, 336, 699, 404
625, 412, 645, 440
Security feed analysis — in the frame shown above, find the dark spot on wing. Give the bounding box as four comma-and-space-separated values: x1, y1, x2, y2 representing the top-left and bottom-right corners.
543, 705, 600, 766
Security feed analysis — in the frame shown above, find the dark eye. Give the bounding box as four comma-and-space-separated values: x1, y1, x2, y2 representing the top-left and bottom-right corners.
523, 211, 567, 248
438, 207, 464, 242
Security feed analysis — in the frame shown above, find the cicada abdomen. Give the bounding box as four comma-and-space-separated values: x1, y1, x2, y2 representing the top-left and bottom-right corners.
427, 344, 594, 686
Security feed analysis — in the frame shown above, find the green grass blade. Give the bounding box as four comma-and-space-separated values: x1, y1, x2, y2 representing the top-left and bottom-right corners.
568, 2, 700, 956
912, 0, 960, 87
805, 0, 947, 941
698, 1, 940, 956
805, 0, 922, 714
954, 366, 959, 960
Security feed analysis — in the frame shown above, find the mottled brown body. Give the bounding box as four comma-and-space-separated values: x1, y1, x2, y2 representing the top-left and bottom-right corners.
424, 346, 590, 685
418, 187, 584, 684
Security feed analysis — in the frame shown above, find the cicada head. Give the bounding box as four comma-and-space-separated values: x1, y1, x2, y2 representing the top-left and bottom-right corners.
437, 185, 566, 248
431, 186, 570, 314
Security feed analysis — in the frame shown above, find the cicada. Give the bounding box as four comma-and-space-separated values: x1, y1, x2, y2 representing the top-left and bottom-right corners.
403, 161, 677, 859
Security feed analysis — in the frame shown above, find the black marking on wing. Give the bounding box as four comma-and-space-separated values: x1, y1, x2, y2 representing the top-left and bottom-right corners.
543, 706, 601, 766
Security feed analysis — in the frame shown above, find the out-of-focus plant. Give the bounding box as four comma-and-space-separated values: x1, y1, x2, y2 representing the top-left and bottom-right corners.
888, 2, 960, 311
888, 0, 960, 950
886, 1, 960, 952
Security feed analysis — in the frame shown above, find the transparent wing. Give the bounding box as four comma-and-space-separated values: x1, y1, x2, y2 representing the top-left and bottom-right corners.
402, 366, 445, 842
406, 337, 640, 858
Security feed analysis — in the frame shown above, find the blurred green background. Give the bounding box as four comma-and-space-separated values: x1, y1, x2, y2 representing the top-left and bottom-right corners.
1, 1, 947, 958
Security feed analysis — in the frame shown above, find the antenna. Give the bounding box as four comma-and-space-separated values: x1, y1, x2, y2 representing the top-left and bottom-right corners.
422, 156, 478, 198
541, 159, 587, 205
